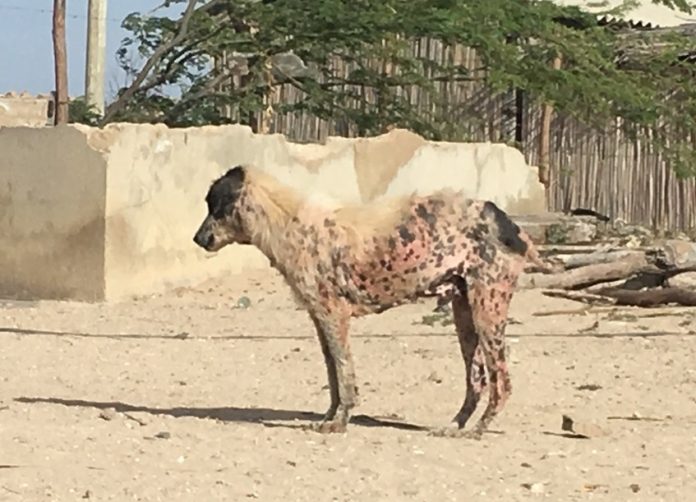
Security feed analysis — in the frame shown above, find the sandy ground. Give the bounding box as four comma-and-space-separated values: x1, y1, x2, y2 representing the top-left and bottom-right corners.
1, 268, 696, 502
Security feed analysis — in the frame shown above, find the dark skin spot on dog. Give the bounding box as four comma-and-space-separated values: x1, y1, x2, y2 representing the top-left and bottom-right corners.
415, 203, 438, 232
398, 226, 416, 244
388, 237, 397, 251
477, 243, 497, 264
475, 223, 488, 235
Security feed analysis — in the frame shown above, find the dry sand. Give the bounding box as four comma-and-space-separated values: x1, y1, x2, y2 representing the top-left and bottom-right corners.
1, 268, 695, 501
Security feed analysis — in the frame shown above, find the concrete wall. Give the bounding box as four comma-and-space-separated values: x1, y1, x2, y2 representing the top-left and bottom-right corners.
0, 126, 106, 300
0, 123, 545, 301
0, 93, 51, 127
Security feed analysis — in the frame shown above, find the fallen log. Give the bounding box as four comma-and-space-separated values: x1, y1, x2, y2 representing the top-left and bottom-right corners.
534, 306, 695, 317
539, 244, 613, 255
620, 266, 696, 290
586, 279, 627, 292
539, 244, 654, 255
557, 250, 646, 270
519, 253, 651, 290
541, 290, 616, 305
544, 287, 696, 308
595, 287, 696, 307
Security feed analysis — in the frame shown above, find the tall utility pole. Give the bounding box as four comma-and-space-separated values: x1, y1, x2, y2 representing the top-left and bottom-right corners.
85, 0, 107, 116
52, 0, 69, 125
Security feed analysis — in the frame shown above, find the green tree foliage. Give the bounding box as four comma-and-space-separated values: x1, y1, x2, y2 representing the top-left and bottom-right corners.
68, 97, 101, 126
104, 0, 696, 175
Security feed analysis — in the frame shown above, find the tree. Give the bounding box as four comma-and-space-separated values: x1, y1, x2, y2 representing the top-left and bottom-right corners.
103, 0, 696, 175
52, 0, 69, 124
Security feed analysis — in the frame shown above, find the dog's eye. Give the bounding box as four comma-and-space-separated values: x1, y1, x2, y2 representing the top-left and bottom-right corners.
211, 201, 233, 220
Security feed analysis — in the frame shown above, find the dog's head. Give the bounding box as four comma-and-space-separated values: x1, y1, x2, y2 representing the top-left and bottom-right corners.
193, 165, 250, 252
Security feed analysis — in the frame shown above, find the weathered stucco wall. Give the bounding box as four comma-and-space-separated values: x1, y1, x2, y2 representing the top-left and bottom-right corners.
0, 126, 106, 300
0, 123, 545, 301
0, 93, 51, 127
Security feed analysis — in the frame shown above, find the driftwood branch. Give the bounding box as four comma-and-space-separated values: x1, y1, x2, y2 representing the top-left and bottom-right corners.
596, 287, 696, 307
542, 290, 617, 305
555, 250, 646, 270
520, 253, 651, 290
543, 286, 696, 308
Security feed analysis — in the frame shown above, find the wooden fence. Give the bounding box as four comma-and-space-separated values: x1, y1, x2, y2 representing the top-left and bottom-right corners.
220, 38, 696, 231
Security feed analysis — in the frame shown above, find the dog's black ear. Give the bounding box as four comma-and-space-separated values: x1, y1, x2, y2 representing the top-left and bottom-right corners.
223, 165, 245, 184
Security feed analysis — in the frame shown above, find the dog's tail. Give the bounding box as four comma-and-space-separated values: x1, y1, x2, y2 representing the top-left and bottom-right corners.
518, 229, 563, 274
482, 201, 561, 274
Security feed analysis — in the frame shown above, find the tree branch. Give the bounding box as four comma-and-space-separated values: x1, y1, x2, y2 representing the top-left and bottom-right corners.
101, 0, 223, 125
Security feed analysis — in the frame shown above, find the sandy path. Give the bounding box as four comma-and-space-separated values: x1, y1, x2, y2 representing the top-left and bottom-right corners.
1, 269, 695, 501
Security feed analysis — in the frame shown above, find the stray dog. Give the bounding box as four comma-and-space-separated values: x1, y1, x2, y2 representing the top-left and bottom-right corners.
193, 165, 552, 438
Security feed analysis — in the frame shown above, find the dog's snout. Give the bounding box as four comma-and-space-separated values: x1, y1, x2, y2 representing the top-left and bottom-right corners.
193, 226, 214, 250
193, 231, 204, 247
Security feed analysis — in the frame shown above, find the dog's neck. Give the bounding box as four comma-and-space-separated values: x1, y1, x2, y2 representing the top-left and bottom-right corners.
238, 172, 303, 272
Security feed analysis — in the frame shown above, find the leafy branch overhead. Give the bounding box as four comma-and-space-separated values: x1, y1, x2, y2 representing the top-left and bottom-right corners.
105, 0, 696, 175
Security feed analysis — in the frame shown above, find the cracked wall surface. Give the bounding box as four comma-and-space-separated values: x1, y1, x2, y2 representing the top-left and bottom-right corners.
0, 123, 545, 301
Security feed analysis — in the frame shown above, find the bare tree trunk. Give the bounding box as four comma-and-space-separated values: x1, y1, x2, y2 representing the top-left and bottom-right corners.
52, 0, 69, 125
538, 55, 562, 188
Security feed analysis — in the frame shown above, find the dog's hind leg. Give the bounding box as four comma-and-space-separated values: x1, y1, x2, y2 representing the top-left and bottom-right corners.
464, 269, 517, 439
429, 276, 488, 438
451, 280, 488, 429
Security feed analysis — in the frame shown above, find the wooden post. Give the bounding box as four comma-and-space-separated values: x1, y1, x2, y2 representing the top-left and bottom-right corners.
52, 0, 69, 125
85, 0, 108, 115
538, 55, 563, 188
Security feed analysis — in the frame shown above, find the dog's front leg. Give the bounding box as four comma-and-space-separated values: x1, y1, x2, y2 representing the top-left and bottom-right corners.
309, 308, 357, 434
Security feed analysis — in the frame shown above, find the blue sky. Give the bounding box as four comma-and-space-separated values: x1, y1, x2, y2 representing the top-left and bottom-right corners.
0, 0, 182, 99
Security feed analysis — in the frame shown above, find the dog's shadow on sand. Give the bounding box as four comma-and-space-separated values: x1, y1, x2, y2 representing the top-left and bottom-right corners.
14, 396, 427, 432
